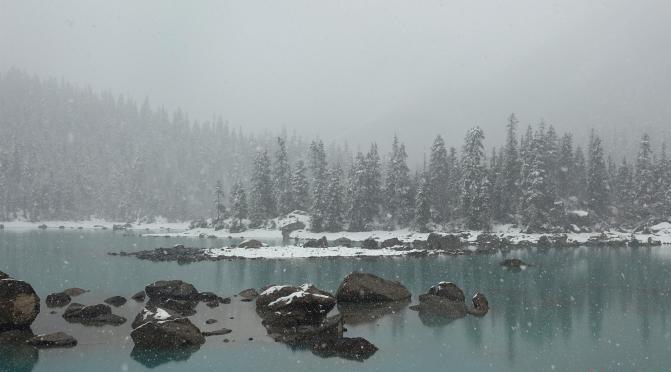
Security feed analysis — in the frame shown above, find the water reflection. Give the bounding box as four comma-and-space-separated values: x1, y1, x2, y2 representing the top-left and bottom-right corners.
0, 329, 39, 372
130, 346, 200, 368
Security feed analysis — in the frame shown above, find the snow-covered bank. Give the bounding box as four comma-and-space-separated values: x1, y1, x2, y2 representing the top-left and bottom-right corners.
0, 219, 188, 231
139, 222, 671, 246
204, 246, 424, 259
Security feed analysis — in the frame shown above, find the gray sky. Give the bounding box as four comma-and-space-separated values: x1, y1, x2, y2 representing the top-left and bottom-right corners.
2, 0, 670, 159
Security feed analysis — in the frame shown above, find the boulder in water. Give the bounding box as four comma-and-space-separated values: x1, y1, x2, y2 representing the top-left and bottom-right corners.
104, 296, 127, 307
468, 292, 489, 316
145, 280, 199, 302
62, 303, 126, 326
336, 272, 411, 303
131, 317, 205, 349
62, 288, 88, 297
0, 278, 40, 329
310, 336, 378, 361
46, 292, 71, 308
131, 291, 146, 302
27, 332, 77, 348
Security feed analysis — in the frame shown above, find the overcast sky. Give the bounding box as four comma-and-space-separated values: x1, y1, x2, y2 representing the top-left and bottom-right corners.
1, 0, 670, 158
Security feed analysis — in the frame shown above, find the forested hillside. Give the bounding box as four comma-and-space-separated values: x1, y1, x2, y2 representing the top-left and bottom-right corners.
1, 70, 669, 232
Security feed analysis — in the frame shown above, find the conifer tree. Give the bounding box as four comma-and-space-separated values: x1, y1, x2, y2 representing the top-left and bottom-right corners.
428, 135, 450, 222
460, 127, 486, 229
635, 134, 655, 219
414, 172, 431, 232
586, 131, 608, 216
308, 140, 328, 232
273, 137, 293, 215
324, 164, 345, 232
290, 159, 309, 211
249, 150, 274, 227
385, 136, 414, 228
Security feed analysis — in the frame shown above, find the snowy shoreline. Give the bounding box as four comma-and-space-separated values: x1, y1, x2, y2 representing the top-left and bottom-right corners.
0, 219, 189, 232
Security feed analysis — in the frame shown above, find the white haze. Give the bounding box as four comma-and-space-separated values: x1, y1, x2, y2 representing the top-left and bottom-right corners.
1, 0, 670, 158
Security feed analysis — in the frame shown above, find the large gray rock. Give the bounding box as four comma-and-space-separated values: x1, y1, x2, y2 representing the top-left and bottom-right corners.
257, 284, 336, 324
144, 280, 199, 301
303, 236, 328, 248
416, 293, 467, 318
0, 278, 40, 329
336, 272, 411, 303
62, 303, 126, 326
380, 237, 402, 248
361, 238, 379, 250
131, 317, 205, 349
104, 296, 127, 307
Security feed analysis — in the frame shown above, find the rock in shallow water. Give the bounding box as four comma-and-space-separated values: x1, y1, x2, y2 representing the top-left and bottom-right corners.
145, 280, 199, 301
0, 278, 40, 329
62, 288, 88, 297
104, 296, 127, 307
201, 328, 232, 337
62, 303, 126, 326
256, 284, 336, 324
46, 292, 71, 308
131, 317, 205, 349
131, 291, 146, 302
310, 336, 378, 361
336, 272, 411, 303
27, 332, 77, 348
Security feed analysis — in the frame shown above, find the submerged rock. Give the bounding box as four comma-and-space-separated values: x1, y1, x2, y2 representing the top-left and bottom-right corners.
238, 288, 259, 302
46, 292, 71, 308
201, 328, 232, 337
0, 329, 39, 372
104, 296, 127, 307
500, 258, 529, 270
62, 288, 88, 297
337, 300, 410, 325
336, 272, 411, 303
131, 317, 205, 349
27, 332, 77, 348
310, 336, 378, 361
0, 278, 40, 329
62, 303, 126, 326
131, 291, 146, 302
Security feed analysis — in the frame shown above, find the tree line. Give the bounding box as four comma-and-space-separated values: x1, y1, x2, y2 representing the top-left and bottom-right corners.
1, 70, 670, 232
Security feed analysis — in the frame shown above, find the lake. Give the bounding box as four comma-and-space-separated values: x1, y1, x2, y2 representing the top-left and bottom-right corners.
1, 230, 671, 371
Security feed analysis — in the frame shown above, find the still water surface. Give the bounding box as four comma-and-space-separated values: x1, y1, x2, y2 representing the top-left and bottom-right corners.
1, 230, 671, 371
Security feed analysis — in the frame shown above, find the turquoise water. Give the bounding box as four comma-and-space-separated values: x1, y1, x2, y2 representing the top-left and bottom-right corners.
1, 230, 671, 371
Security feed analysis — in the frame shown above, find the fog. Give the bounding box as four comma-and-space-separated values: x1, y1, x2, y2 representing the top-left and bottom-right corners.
2, 0, 671, 156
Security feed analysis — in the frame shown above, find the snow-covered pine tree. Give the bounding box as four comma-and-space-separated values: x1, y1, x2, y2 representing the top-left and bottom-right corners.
460, 127, 486, 229
362, 143, 382, 226
498, 114, 520, 221
290, 159, 309, 211
324, 164, 345, 232
229, 181, 248, 232
428, 135, 450, 223
519, 130, 557, 231
654, 142, 671, 217
572, 146, 588, 202
384, 136, 414, 228
308, 140, 328, 232
556, 133, 574, 200
414, 171, 431, 232
586, 131, 609, 217
347, 153, 367, 231
214, 180, 226, 227
273, 137, 293, 216
249, 149, 275, 227
635, 134, 655, 220
614, 159, 634, 223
